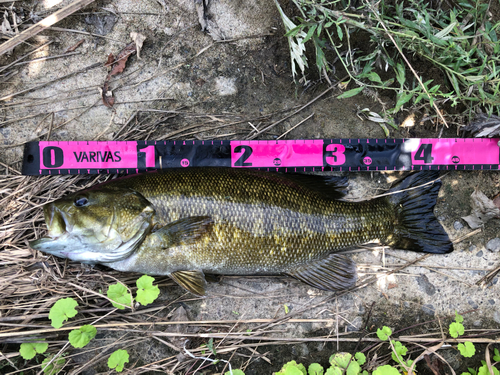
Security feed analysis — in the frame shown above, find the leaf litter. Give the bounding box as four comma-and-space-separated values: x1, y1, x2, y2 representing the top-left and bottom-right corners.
101, 37, 144, 108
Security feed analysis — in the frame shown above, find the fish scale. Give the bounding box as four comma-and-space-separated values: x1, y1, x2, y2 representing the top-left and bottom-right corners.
30, 168, 453, 295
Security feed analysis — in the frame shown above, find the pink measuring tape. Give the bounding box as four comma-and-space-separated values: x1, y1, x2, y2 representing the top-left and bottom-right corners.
21, 138, 500, 175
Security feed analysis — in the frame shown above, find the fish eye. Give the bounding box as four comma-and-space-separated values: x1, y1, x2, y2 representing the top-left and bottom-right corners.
74, 197, 89, 207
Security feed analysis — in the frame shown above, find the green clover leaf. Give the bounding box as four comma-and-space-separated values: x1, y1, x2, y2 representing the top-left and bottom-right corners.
108, 349, 129, 372
330, 353, 352, 368
355, 352, 366, 366
478, 364, 499, 375
49, 297, 78, 329
325, 368, 342, 375
449, 322, 465, 338
373, 365, 401, 375
69, 324, 97, 348
377, 326, 392, 341
455, 311, 464, 323
308, 363, 324, 375
458, 341, 476, 358
107, 283, 133, 310
135, 275, 160, 306
278, 361, 306, 375
19, 342, 48, 360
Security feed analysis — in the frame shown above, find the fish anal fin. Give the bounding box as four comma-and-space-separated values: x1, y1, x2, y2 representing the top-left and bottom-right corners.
286, 254, 357, 291
170, 270, 207, 296
154, 216, 213, 247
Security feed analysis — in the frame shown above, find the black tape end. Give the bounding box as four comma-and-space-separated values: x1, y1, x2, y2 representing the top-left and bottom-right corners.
21, 142, 40, 175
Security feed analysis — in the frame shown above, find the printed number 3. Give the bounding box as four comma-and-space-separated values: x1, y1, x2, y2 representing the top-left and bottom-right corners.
234, 145, 252, 166
324, 144, 346, 166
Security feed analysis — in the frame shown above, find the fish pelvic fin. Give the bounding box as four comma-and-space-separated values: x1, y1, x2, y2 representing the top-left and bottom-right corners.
385, 172, 453, 254
285, 254, 357, 291
170, 270, 207, 296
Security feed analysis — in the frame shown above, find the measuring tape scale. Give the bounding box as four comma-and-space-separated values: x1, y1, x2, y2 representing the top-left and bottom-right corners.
21, 138, 500, 175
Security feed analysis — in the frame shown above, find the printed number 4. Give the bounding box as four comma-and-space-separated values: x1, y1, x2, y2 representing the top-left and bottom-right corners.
415, 144, 434, 163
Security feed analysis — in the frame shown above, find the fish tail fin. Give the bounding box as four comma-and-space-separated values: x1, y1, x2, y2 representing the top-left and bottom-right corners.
384, 172, 453, 254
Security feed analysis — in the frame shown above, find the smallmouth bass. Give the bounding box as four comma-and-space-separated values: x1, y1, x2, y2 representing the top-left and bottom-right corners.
30, 169, 453, 295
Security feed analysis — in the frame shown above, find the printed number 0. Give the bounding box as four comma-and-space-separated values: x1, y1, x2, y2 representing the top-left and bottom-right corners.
234, 145, 253, 166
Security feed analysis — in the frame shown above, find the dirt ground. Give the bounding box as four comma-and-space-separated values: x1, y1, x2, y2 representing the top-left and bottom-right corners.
0, 0, 499, 374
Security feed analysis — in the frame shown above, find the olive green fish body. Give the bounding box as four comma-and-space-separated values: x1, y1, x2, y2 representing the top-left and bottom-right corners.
30, 169, 453, 295
106, 169, 392, 274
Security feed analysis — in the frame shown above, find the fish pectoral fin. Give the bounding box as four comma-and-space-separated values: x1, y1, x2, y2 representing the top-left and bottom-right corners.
154, 216, 213, 247
285, 254, 357, 291
170, 270, 207, 296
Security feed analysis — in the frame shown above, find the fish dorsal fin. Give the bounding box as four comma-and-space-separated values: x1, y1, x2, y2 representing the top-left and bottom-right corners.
170, 270, 207, 296
282, 174, 348, 200
286, 254, 357, 291
154, 216, 213, 247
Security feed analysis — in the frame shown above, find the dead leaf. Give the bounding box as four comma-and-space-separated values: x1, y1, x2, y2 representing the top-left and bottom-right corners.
108, 42, 136, 76
464, 113, 500, 137
64, 39, 84, 53
462, 190, 500, 229
101, 42, 136, 108
130, 32, 146, 59
101, 81, 115, 108
104, 53, 115, 67
167, 305, 191, 350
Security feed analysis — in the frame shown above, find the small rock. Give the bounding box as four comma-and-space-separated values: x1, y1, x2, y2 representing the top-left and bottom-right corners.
467, 298, 479, 309
347, 316, 363, 332
486, 238, 500, 252
422, 304, 435, 316
493, 311, 500, 324
488, 299, 495, 305
417, 275, 436, 296
453, 221, 464, 230
476, 250, 484, 257
438, 215, 446, 221
469, 245, 477, 252
473, 320, 481, 327
404, 301, 410, 308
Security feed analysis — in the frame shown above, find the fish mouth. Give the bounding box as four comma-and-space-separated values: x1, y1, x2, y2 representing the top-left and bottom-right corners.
29, 204, 72, 257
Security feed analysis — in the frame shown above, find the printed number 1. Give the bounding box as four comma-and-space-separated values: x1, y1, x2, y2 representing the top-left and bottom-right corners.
234, 145, 253, 166
414, 144, 434, 163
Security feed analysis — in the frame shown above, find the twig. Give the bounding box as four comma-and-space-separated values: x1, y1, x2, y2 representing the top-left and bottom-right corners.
0, 41, 52, 74
0, 0, 97, 56
248, 85, 337, 139
0, 62, 101, 101
276, 113, 314, 140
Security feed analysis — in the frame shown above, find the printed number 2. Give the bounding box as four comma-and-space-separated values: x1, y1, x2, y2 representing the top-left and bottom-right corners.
234, 145, 253, 166
414, 144, 434, 163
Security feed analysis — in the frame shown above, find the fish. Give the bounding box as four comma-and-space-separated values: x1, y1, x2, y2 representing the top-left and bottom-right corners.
30, 168, 453, 296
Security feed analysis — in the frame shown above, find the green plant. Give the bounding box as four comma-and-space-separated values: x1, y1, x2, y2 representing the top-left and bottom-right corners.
107, 275, 160, 309
18, 275, 160, 373
68, 324, 97, 348
449, 312, 476, 358
108, 349, 129, 372
107, 282, 133, 310
19, 342, 48, 360
48, 297, 78, 329
275, 0, 500, 133
135, 275, 160, 306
